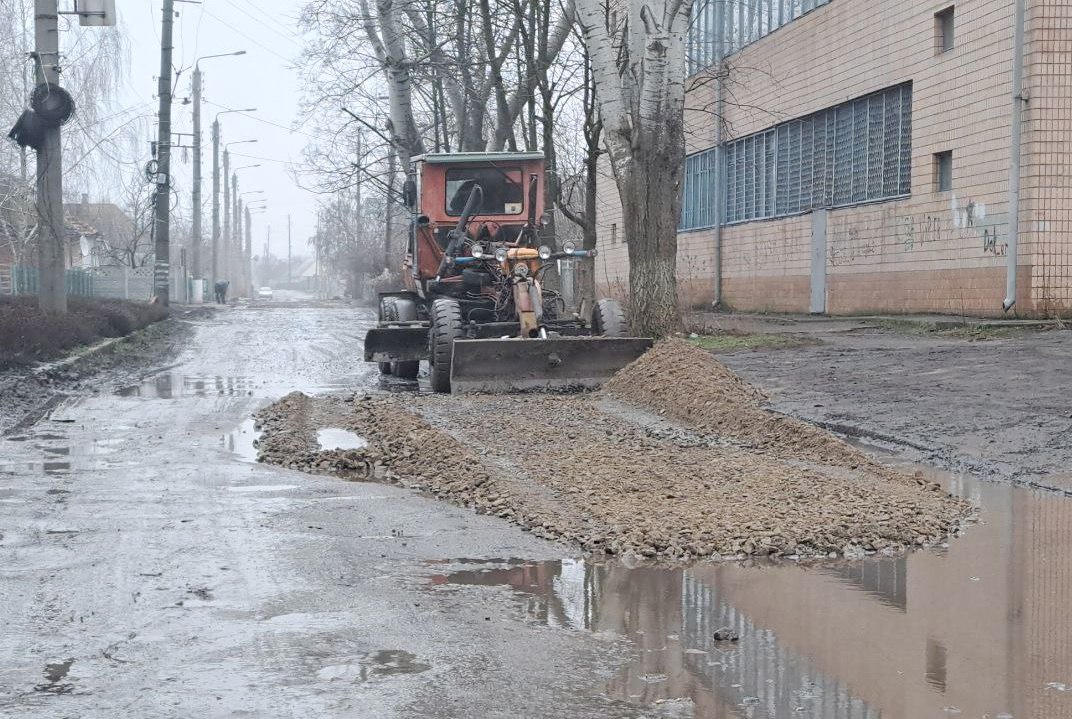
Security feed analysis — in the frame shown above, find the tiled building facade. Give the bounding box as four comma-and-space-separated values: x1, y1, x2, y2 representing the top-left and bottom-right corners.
594, 0, 1072, 316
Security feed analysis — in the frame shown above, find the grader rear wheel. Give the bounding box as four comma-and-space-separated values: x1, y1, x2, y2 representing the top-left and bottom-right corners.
377, 297, 396, 375
390, 298, 420, 380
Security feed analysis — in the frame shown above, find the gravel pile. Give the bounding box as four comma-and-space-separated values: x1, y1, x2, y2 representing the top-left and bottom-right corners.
255, 342, 972, 561
604, 338, 879, 468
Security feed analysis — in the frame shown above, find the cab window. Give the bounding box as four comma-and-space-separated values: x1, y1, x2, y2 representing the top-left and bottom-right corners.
445, 166, 524, 216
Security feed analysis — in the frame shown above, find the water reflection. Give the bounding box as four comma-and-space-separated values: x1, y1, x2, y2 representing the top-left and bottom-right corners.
222, 418, 261, 463
429, 475, 1072, 719
116, 374, 256, 398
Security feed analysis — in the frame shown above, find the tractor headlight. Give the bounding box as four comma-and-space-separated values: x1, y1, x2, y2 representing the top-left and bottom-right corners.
562, 240, 577, 254
470, 243, 485, 259
538, 245, 552, 260
514, 263, 530, 278
494, 246, 509, 263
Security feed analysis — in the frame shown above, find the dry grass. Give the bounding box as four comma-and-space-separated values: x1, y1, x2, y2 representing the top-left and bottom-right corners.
0, 296, 168, 368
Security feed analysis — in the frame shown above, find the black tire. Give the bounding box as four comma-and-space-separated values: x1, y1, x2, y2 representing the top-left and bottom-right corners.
430, 298, 463, 393
377, 297, 396, 375
593, 298, 626, 337
391, 298, 420, 379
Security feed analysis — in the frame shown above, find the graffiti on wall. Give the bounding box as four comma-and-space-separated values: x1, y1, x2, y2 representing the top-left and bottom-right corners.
828, 220, 877, 267
953, 197, 1008, 257
896, 213, 944, 251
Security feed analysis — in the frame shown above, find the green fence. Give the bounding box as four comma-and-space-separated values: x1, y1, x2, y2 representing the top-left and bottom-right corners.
6, 265, 94, 297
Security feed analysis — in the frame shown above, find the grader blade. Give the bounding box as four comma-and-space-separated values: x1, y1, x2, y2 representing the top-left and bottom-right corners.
449, 337, 653, 394
364, 326, 430, 363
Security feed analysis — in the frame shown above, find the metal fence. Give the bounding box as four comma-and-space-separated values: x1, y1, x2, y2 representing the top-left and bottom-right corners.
0, 264, 95, 297
0, 263, 197, 303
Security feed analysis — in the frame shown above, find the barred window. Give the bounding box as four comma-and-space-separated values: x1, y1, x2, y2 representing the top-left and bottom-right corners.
680, 149, 718, 230
723, 83, 912, 224
687, 0, 832, 75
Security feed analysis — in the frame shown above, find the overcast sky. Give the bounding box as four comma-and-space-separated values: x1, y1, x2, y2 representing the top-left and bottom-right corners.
119, 0, 318, 259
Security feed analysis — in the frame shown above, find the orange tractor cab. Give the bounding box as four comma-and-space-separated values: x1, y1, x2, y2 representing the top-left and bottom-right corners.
364, 152, 651, 393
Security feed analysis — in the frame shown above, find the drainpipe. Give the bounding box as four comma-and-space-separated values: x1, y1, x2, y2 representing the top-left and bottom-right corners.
712, 0, 726, 308
1004, 0, 1027, 312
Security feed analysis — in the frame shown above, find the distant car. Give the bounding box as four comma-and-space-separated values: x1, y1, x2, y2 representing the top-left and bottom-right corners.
257, 286, 273, 300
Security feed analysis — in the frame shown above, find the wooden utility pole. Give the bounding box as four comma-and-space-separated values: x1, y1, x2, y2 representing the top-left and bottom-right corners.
34, 0, 65, 313
287, 214, 291, 286
152, 0, 175, 306
384, 149, 394, 272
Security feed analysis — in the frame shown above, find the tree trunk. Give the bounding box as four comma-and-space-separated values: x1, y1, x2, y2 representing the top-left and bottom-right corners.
617, 142, 683, 337
575, 0, 690, 337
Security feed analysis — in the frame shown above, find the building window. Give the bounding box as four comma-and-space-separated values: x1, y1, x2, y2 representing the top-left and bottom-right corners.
719, 82, 912, 225
935, 6, 955, 54
679, 149, 718, 230
687, 0, 833, 75
934, 151, 953, 192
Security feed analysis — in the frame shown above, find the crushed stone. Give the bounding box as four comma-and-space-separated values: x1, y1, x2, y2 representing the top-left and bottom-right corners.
255, 340, 972, 561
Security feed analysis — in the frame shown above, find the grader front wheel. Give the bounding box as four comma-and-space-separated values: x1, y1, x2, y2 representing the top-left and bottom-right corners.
430, 298, 463, 393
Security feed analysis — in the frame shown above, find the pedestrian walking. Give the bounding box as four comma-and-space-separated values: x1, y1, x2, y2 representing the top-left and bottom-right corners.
214, 280, 229, 304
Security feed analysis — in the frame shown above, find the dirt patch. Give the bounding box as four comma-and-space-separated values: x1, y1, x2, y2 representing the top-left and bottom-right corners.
256, 342, 971, 561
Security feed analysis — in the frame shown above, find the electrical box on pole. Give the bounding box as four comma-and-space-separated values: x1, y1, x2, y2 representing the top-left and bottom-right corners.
76, 0, 116, 26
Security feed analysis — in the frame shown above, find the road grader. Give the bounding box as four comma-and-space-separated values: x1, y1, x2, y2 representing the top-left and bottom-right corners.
363, 151, 652, 393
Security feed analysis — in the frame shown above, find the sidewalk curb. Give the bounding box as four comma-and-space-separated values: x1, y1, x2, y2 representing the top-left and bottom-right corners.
30, 317, 177, 379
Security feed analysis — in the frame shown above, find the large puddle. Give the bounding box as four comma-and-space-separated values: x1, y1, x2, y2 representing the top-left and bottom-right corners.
116, 374, 259, 398
427, 473, 1071, 719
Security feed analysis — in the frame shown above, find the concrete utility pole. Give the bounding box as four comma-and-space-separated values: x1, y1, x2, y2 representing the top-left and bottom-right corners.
191, 67, 202, 278
211, 119, 220, 286
287, 214, 291, 286
243, 205, 248, 291
190, 51, 245, 283
222, 148, 230, 282
34, 0, 65, 313
231, 176, 239, 283
152, 0, 175, 306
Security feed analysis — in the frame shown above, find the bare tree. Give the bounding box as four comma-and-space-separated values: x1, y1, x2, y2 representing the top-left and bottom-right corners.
0, 177, 36, 267
575, 0, 691, 336
100, 171, 154, 268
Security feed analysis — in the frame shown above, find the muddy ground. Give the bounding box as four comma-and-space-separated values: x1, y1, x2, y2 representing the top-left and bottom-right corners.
704, 316, 1072, 491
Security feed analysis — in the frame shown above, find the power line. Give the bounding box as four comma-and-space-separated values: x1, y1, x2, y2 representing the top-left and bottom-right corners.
203, 100, 325, 142
229, 150, 297, 166
200, 8, 294, 64
228, 0, 305, 48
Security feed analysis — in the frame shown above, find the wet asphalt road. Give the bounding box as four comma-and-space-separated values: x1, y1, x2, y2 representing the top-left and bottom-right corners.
7, 298, 1072, 718
0, 294, 638, 719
